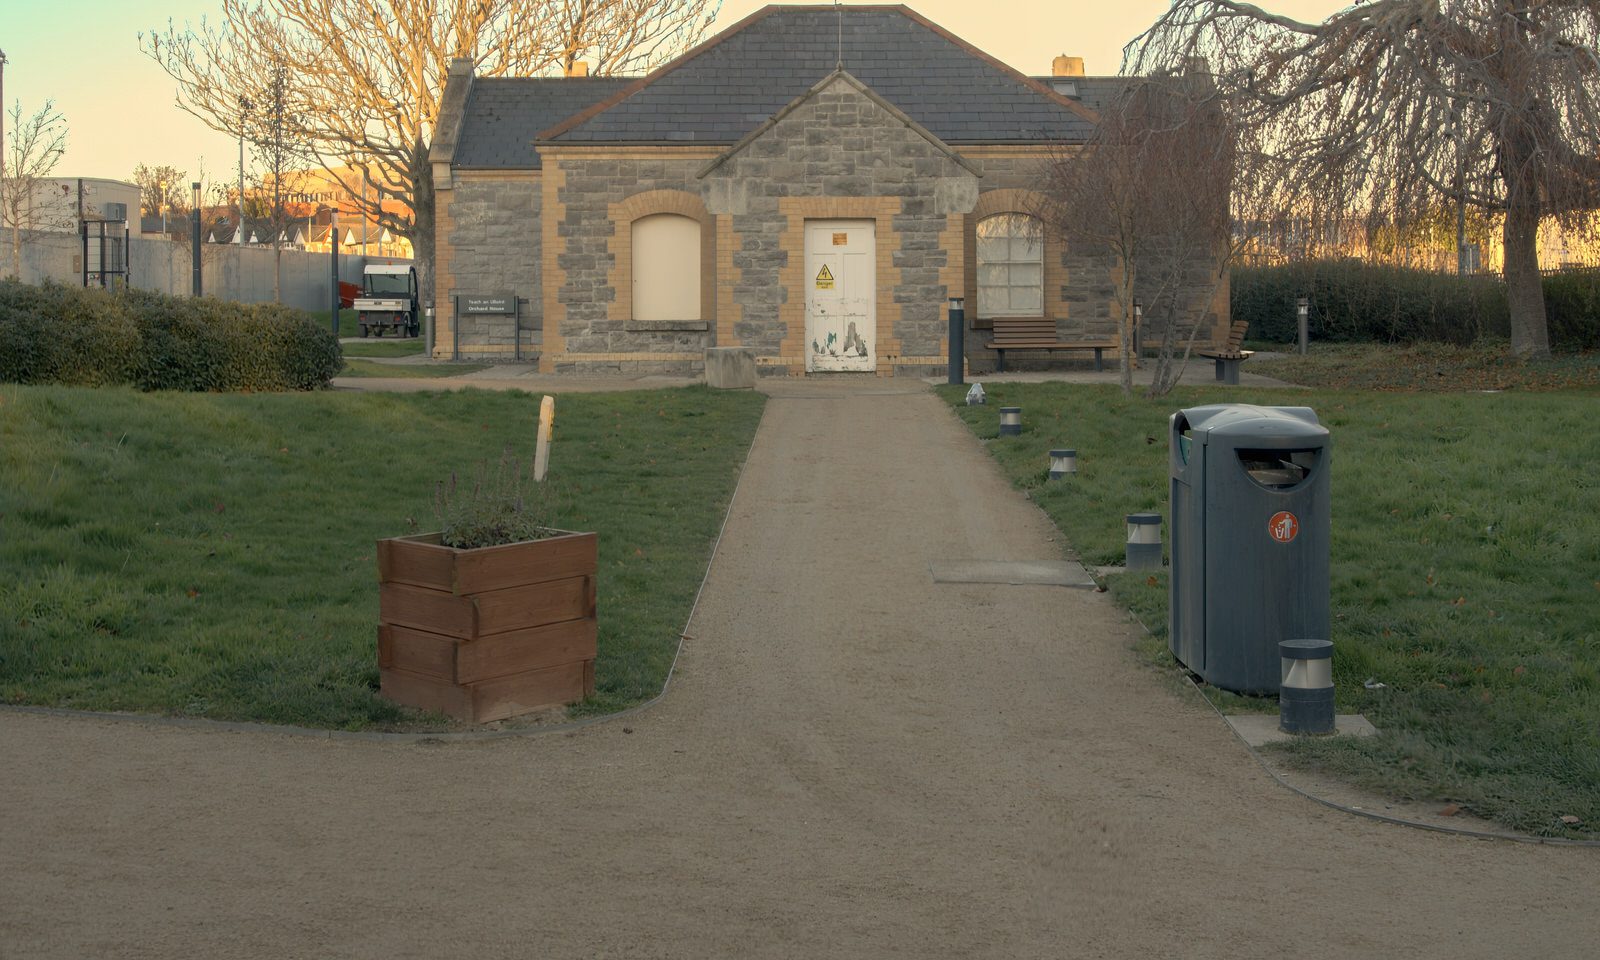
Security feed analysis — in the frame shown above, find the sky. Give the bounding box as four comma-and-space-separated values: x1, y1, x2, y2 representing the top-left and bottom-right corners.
1, 0, 1350, 184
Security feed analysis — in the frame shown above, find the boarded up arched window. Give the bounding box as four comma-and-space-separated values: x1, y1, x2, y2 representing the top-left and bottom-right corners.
976, 213, 1043, 318
632, 214, 701, 321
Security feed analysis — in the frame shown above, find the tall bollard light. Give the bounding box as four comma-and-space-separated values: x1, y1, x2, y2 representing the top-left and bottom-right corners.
1279, 639, 1335, 735
998, 407, 1022, 436
1048, 449, 1077, 479
1125, 513, 1162, 570
1297, 297, 1309, 355
947, 297, 965, 386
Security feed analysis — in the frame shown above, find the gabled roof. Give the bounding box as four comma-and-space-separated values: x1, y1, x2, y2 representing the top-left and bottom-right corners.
541, 5, 1099, 146
699, 69, 981, 179
453, 77, 634, 169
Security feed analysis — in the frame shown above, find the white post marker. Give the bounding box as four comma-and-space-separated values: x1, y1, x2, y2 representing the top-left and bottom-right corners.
534, 395, 555, 481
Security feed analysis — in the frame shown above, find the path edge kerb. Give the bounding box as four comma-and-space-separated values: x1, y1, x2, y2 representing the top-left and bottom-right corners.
0, 399, 771, 746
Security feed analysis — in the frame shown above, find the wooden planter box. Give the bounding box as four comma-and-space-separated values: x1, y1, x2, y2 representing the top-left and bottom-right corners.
376, 530, 597, 724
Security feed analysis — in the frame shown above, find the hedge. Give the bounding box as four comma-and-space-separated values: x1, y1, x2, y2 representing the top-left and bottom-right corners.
0, 280, 342, 391
1232, 261, 1600, 350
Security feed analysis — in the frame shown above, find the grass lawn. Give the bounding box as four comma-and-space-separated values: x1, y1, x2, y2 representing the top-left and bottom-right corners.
307, 307, 361, 339
940, 378, 1599, 838
342, 339, 425, 358
1251, 341, 1600, 392
0, 384, 764, 729
339, 359, 488, 379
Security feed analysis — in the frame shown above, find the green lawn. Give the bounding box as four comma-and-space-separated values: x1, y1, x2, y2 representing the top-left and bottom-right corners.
1251, 341, 1600, 392
307, 307, 361, 339
0, 384, 764, 729
339, 358, 487, 379
343, 339, 425, 358
941, 380, 1600, 838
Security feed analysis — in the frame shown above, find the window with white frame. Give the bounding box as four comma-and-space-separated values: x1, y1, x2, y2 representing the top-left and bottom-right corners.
976, 213, 1043, 318
632, 213, 701, 321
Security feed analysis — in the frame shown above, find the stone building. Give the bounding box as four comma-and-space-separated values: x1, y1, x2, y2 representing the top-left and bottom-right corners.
429, 3, 1226, 375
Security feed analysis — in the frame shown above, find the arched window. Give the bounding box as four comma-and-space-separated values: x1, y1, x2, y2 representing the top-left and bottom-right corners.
976, 213, 1043, 318
632, 213, 702, 321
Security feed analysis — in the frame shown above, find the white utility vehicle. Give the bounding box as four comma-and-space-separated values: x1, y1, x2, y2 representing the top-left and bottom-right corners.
354, 263, 419, 338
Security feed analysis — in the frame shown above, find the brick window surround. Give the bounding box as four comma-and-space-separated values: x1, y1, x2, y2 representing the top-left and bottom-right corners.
608, 190, 716, 324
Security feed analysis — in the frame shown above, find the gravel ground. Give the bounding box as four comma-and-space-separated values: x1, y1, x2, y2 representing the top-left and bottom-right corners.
2, 379, 1594, 959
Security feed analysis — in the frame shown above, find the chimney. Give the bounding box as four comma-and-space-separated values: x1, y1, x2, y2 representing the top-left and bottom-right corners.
565, 60, 590, 78
1052, 55, 1085, 77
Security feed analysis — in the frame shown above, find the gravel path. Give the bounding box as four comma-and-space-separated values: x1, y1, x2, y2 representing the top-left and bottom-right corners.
3, 380, 1593, 958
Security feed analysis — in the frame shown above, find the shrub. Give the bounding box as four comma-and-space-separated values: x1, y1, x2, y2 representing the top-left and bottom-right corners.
1233, 261, 1600, 350
1231, 261, 1508, 345
0, 279, 341, 391
434, 447, 568, 549
0, 282, 139, 386
1542, 269, 1600, 351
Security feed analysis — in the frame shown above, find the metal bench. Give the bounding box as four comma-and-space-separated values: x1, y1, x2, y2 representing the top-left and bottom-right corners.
1198, 319, 1254, 385
987, 317, 1119, 372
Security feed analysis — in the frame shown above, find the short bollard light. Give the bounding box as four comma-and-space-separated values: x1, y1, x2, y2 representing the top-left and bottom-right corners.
1125, 513, 1161, 570
1048, 449, 1077, 479
999, 407, 1022, 436
1279, 639, 1335, 735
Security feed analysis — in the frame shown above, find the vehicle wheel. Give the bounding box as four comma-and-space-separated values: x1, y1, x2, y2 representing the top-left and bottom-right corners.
408, 323, 420, 338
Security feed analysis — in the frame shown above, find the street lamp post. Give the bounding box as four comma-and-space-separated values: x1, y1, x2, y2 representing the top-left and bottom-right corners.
1, 48, 9, 229
238, 96, 251, 242
191, 181, 202, 296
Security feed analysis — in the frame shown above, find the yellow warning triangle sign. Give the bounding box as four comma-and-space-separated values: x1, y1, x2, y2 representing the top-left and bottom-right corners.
815, 264, 834, 282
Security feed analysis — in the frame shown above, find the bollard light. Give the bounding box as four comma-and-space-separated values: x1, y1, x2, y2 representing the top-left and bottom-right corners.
1297, 297, 1310, 355
1125, 513, 1161, 570
947, 297, 966, 386
999, 407, 1022, 436
1279, 638, 1335, 735
1048, 449, 1077, 479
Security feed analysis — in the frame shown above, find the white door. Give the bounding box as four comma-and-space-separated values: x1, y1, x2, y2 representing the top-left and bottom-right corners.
805, 220, 875, 372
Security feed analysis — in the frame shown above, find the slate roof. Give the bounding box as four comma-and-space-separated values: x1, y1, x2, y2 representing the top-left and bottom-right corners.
453, 77, 634, 168
1032, 76, 1130, 115
542, 5, 1099, 146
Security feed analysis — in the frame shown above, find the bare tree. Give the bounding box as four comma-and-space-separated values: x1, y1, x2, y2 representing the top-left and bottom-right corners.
1036, 77, 1271, 397
142, 0, 721, 307
132, 163, 189, 225
2, 99, 69, 280
241, 63, 315, 301
1128, 0, 1600, 359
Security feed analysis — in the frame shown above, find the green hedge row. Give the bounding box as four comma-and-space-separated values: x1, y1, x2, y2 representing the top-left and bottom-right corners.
0, 281, 342, 391
1232, 261, 1600, 350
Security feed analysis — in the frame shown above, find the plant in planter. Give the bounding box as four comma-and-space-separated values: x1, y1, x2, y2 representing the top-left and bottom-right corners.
376, 448, 596, 724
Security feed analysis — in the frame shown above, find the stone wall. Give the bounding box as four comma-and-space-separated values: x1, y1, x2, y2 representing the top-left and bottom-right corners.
541, 154, 715, 374
436, 172, 540, 360
957, 151, 1227, 372
702, 74, 977, 374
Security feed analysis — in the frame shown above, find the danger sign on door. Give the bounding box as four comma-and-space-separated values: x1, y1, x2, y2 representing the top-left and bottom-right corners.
815, 264, 834, 289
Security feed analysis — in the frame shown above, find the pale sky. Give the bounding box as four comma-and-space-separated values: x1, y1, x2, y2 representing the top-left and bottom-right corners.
1, 0, 1349, 185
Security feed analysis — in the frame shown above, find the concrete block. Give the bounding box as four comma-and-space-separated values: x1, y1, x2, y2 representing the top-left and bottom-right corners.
704, 347, 756, 389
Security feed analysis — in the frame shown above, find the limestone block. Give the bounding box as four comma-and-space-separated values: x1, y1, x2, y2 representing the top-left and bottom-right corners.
704, 347, 756, 389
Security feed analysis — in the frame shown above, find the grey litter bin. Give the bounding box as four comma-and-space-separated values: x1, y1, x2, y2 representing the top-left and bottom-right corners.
1169, 404, 1331, 694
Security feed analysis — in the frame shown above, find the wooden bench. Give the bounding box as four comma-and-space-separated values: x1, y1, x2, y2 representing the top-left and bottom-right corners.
987, 317, 1119, 372
1198, 319, 1253, 385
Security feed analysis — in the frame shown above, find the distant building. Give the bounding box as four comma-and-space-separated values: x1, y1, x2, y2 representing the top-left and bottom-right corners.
14, 177, 140, 233
249, 163, 412, 258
